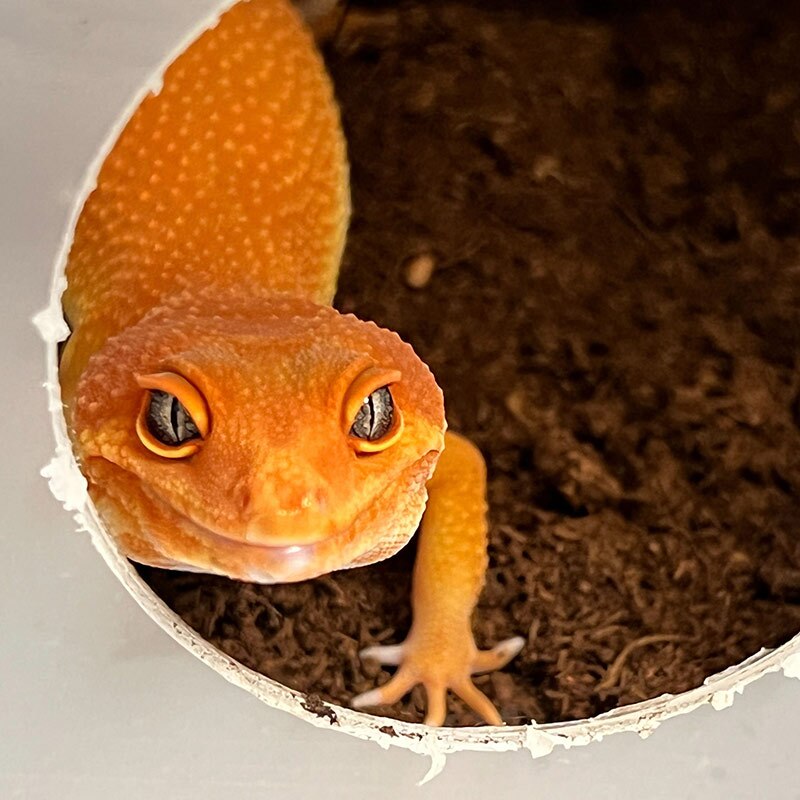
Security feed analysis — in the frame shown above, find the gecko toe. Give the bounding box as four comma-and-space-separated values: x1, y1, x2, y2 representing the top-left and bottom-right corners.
351, 668, 415, 711
472, 635, 526, 674
359, 643, 405, 666
422, 684, 447, 726
453, 679, 504, 726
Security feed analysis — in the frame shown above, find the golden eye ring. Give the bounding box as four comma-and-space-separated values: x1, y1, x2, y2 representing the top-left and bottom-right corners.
343, 367, 404, 454
134, 372, 210, 458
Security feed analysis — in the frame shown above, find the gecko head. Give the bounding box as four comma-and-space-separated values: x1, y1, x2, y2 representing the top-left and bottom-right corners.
69, 292, 445, 583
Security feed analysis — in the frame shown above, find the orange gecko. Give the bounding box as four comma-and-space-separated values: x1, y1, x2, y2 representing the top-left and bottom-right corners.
60, 0, 523, 726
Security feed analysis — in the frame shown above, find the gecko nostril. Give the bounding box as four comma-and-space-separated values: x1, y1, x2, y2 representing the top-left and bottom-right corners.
312, 487, 329, 513
237, 486, 252, 513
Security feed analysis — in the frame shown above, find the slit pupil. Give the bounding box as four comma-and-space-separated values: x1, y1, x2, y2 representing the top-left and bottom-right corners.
145, 391, 199, 446
170, 395, 180, 438
349, 386, 394, 442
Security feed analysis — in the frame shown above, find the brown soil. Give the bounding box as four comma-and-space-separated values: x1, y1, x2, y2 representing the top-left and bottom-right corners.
140, 0, 800, 726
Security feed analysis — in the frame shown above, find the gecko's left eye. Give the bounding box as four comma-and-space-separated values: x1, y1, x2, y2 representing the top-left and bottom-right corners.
343, 367, 404, 454
135, 372, 210, 458
350, 387, 394, 441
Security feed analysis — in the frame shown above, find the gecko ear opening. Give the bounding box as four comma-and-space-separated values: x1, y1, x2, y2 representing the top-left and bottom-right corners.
135, 372, 210, 458
343, 367, 404, 454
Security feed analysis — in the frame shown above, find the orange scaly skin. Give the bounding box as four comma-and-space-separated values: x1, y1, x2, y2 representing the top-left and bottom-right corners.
61, 0, 522, 726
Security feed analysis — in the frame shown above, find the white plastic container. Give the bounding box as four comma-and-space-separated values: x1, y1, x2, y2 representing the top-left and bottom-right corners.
34, 0, 800, 780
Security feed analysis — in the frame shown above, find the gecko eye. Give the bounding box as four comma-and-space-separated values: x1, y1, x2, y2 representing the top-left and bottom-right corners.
350, 387, 394, 441
145, 391, 200, 445
135, 372, 210, 458
343, 367, 404, 454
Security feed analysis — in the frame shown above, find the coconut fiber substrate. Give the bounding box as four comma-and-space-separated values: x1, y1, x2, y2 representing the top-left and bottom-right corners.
140, 0, 800, 726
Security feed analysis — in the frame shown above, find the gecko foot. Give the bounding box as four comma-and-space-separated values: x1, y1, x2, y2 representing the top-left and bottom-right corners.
352, 634, 525, 726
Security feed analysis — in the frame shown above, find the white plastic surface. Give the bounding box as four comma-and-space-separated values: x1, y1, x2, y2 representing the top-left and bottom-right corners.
2, 0, 799, 796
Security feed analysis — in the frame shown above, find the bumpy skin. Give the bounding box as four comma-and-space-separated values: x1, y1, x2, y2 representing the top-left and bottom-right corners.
60, 0, 348, 405
72, 289, 444, 582
61, 0, 522, 725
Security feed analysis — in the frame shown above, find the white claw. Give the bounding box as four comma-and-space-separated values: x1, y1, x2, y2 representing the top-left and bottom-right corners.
497, 636, 526, 659
351, 687, 384, 709
359, 643, 405, 666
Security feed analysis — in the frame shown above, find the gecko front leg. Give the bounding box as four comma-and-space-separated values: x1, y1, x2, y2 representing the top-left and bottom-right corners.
353, 431, 525, 726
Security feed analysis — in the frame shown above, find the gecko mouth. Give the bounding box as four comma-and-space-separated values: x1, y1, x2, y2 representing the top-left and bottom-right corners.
137, 488, 357, 582
132, 450, 439, 583
176, 511, 351, 581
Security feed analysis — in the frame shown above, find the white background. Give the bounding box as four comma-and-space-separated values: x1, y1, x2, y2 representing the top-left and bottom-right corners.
1, 1, 798, 797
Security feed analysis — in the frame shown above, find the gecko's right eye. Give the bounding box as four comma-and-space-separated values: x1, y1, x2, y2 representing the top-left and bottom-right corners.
135, 372, 210, 458
146, 391, 200, 446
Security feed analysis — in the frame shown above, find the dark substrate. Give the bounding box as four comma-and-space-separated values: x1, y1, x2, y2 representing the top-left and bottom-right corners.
141, 0, 800, 726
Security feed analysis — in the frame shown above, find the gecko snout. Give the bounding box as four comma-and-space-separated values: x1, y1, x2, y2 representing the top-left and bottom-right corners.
245, 480, 334, 546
